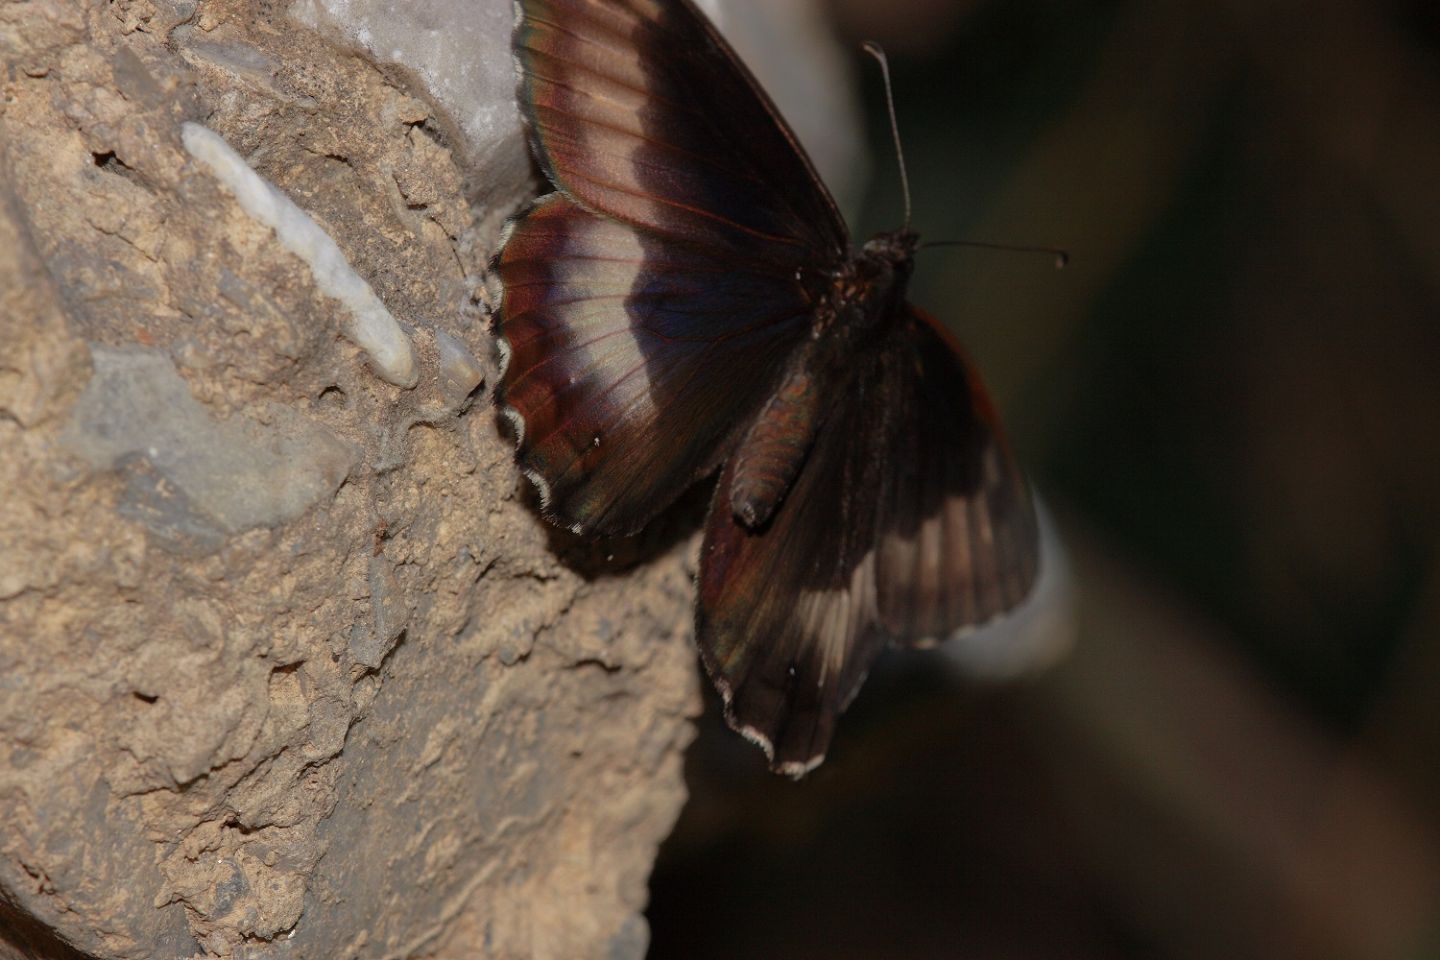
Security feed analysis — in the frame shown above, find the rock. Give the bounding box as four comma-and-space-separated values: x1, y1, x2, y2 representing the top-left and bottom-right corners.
0, 0, 859, 957
289, 0, 532, 211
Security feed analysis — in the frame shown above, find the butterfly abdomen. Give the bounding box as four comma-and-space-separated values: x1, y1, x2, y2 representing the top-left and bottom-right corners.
728, 339, 831, 529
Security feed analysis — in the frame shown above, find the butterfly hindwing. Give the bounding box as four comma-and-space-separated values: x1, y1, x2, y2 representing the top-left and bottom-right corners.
513, 0, 848, 263
876, 308, 1040, 640
697, 306, 1040, 775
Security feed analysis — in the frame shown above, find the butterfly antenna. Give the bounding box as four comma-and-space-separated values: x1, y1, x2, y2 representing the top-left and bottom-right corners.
862, 41, 911, 230
922, 238, 1071, 269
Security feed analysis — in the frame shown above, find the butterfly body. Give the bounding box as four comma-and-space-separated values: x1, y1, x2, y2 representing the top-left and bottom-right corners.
729, 226, 917, 530
497, 0, 1039, 775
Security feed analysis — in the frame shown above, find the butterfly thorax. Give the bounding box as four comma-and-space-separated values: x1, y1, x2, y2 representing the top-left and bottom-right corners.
727, 229, 920, 531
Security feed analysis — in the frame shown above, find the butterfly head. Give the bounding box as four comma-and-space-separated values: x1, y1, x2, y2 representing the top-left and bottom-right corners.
862, 227, 920, 275
828, 228, 920, 329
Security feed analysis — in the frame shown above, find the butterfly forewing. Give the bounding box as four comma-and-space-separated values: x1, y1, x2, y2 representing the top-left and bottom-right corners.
496, 195, 813, 534
500, 0, 855, 535
697, 307, 1039, 776
514, 0, 848, 261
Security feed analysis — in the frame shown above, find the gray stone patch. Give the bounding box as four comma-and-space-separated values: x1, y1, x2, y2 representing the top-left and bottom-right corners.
110, 46, 165, 107
353, 556, 410, 670
177, 33, 279, 79
434, 328, 485, 411
289, 0, 530, 204
209, 860, 250, 919
115, 455, 228, 555
62, 346, 357, 541
607, 914, 651, 960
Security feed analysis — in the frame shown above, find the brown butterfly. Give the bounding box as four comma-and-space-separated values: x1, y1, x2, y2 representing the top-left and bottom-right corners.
494, 0, 1040, 775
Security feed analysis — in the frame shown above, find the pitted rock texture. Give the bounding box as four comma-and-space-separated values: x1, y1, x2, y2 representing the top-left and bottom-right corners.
0, 2, 702, 957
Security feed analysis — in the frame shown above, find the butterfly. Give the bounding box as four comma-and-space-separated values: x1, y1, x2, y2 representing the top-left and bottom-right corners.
493, 0, 1040, 776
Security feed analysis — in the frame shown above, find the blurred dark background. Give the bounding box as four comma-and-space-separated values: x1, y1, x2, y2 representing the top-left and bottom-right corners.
647, 0, 1440, 957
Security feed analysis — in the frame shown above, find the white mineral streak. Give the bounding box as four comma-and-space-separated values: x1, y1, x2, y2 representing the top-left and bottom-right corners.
179, 122, 420, 388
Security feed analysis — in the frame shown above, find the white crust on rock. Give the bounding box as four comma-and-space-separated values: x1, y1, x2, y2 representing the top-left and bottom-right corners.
180, 121, 420, 388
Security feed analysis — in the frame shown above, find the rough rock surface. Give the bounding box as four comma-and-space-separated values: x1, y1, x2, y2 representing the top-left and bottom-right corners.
0, 1, 734, 956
